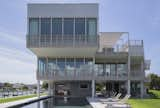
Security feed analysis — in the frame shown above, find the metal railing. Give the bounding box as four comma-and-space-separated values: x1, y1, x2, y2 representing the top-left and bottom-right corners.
27, 35, 98, 48
129, 40, 143, 46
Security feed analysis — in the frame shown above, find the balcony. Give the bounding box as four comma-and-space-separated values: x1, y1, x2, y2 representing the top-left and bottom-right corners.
129, 40, 144, 57
27, 35, 98, 48
37, 65, 128, 81
144, 60, 151, 70
27, 35, 98, 57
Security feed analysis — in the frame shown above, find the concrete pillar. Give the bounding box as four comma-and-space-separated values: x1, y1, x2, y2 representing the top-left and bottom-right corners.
140, 81, 144, 98
127, 80, 131, 95
48, 81, 51, 96
92, 80, 95, 98
37, 80, 40, 98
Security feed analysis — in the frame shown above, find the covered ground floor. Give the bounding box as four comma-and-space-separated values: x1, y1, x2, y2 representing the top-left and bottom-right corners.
37, 80, 145, 98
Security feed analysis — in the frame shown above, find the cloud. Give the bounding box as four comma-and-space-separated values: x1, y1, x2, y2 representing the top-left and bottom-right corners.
0, 28, 36, 84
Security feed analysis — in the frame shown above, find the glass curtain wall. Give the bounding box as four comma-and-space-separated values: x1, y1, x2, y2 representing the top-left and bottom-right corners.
29, 18, 97, 45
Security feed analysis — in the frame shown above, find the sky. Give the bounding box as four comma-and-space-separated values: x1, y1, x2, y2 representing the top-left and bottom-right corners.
0, 0, 160, 84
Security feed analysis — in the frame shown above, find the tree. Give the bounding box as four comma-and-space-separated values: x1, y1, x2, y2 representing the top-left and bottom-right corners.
22, 85, 29, 91
147, 73, 160, 90
42, 81, 48, 90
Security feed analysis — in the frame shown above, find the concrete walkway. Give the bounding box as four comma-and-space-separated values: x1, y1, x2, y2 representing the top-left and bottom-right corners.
0, 95, 48, 108
87, 97, 131, 108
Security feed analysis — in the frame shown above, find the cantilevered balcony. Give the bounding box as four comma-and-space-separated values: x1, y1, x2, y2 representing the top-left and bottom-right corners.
26, 35, 98, 57
27, 35, 98, 48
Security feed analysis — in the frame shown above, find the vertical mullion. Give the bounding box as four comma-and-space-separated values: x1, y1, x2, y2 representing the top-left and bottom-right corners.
73, 17, 75, 47
85, 18, 87, 45
62, 18, 64, 45
51, 18, 52, 47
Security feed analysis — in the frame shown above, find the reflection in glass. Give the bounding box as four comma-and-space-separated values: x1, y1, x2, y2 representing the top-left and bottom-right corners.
38, 58, 46, 76
48, 58, 56, 76
87, 18, 97, 42
117, 64, 127, 76
66, 58, 75, 76
29, 18, 39, 36
57, 58, 65, 76
105, 64, 110, 76
110, 64, 116, 76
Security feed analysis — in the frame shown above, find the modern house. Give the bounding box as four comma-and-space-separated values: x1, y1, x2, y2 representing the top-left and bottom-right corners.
27, 3, 150, 98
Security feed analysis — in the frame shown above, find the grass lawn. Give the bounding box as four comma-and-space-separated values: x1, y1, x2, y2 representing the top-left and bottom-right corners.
0, 94, 46, 104
128, 90, 160, 108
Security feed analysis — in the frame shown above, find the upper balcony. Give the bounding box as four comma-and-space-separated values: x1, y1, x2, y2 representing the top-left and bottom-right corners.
26, 35, 98, 48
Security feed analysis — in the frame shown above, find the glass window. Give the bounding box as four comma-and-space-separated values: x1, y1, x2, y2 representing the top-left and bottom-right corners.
105, 64, 110, 76
98, 64, 103, 76
29, 18, 39, 36
66, 58, 75, 76
38, 58, 46, 75
52, 18, 62, 35
64, 18, 74, 36
87, 18, 97, 37
57, 58, 65, 73
110, 64, 116, 76
85, 58, 93, 65
117, 64, 127, 76
48, 58, 56, 74
66, 58, 75, 69
41, 18, 51, 35
75, 18, 85, 35
76, 58, 84, 68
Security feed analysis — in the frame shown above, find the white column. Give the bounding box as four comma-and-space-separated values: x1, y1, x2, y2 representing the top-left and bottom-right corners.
140, 81, 144, 98
127, 37, 131, 95
92, 80, 95, 98
37, 80, 40, 98
127, 80, 131, 95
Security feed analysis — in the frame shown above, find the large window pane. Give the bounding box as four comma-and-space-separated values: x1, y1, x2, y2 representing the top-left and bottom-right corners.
38, 58, 46, 75
75, 18, 85, 35
105, 64, 110, 76
66, 58, 75, 76
57, 58, 65, 74
87, 18, 97, 38
64, 18, 74, 36
117, 64, 127, 76
52, 18, 62, 35
29, 18, 39, 36
41, 18, 51, 35
110, 64, 116, 76
76, 58, 84, 68
48, 58, 56, 75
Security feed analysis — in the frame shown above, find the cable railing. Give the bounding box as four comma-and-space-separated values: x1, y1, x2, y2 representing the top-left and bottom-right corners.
27, 35, 98, 47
